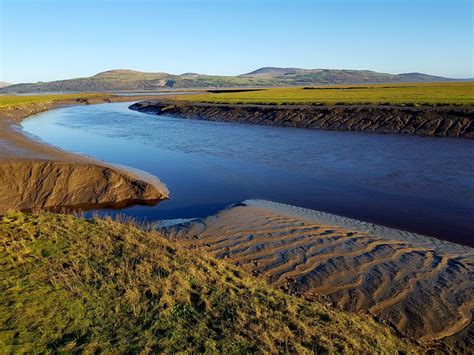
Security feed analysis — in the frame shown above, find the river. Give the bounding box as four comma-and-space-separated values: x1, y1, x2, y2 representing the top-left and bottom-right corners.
22, 102, 474, 246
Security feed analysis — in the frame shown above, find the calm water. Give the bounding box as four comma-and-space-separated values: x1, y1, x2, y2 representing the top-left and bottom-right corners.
22, 102, 474, 246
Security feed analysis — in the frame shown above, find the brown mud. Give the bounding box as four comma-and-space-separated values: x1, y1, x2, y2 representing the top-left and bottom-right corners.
131, 100, 474, 138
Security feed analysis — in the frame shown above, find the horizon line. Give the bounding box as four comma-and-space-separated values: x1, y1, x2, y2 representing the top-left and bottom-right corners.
3, 66, 473, 85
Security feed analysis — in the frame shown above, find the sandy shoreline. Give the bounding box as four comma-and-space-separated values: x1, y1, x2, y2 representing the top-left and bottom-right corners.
161, 199, 474, 351
0, 96, 169, 213
243, 200, 473, 256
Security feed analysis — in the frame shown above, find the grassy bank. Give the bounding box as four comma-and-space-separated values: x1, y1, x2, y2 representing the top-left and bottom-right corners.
0, 213, 417, 353
0, 93, 112, 108
175, 82, 474, 106
0, 93, 171, 124
0, 94, 116, 124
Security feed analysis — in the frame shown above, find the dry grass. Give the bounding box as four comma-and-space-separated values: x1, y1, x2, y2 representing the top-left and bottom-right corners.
0, 213, 417, 353
174, 82, 474, 106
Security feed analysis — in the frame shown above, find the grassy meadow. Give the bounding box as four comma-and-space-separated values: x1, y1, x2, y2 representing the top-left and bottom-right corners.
0, 93, 112, 109
0, 212, 417, 353
175, 82, 474, 106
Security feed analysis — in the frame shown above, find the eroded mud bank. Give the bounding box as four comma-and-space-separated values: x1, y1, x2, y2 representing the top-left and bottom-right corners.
0, 96, 169, 213
131, 101, 474, 138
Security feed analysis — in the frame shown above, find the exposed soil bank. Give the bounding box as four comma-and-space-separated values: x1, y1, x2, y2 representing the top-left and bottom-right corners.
0, 96, 169, 214
131, 100, 474, 138
0, 160, 166, 213
162, 199, 474, 352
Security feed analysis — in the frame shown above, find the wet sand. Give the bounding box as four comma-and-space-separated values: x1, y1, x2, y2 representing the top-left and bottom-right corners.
0, 96, 169, 213
161, 200, 474, 351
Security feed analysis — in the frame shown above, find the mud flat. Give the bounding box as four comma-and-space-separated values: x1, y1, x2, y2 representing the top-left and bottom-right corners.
131, 100, 474, 138
0, 96, 169, 213
161, 200, 474, 352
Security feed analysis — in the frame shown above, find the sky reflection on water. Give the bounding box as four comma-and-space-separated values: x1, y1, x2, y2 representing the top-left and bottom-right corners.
22, 102, 474, 246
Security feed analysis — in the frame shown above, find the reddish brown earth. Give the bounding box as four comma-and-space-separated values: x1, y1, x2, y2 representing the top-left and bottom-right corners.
0, 96, 169, 213
131, 100, 474, 138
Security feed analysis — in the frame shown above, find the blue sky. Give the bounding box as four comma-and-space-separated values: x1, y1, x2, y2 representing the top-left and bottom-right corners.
1, 0, 472, 83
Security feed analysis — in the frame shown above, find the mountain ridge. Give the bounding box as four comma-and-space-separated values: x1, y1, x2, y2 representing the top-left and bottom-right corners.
0, 67, 465, 93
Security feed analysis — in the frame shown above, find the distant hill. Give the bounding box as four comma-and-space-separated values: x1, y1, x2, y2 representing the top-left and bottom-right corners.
0, 82, 12, 88
0, 67, 462, 93
239, 67, 454, 84
240, 67, 312, 77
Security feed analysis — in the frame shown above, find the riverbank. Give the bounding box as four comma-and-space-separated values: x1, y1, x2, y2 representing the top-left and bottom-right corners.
0, 211, 419, 353
130, 100, 474, 138
161, 199, 474, 351
4, 97, 472, 351
0, 95, 169, 213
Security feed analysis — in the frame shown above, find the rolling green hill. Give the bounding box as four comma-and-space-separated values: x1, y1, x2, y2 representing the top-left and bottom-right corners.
0, 67, 460, 93
0, 212, 417, 353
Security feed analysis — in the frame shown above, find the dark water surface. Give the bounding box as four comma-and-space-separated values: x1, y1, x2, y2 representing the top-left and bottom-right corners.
22, 102, 474, 246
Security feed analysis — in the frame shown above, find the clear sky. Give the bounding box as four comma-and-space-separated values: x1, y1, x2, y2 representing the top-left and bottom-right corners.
1, 0, 472, 83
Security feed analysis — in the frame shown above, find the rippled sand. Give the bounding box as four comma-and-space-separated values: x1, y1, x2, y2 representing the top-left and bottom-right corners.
161, 200, 473, 350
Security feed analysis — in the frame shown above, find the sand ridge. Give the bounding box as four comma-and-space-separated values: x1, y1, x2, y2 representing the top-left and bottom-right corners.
161, 200, 474, 351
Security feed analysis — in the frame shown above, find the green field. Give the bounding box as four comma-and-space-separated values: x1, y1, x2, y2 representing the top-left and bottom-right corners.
0, 93, 111, 108
175, 82, 474, 106
0, 213, 417, 353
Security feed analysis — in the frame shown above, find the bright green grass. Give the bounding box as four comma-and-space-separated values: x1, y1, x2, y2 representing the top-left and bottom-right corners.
0, 213, 417, 353
175, 82, 474, 106
0, 93, 111, 108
